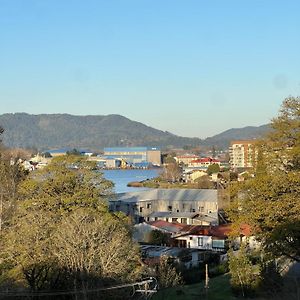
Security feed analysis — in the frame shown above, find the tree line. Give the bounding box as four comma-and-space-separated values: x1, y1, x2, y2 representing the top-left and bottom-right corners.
227, 96, 300, 297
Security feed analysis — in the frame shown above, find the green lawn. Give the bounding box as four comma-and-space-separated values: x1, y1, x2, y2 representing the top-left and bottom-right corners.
152, 274, 237, 300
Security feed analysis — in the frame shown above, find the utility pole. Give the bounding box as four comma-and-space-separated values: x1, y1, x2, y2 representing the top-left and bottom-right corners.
205, 263, 209, 299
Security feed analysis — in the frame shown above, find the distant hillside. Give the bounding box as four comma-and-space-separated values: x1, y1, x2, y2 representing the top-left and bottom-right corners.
0, 113, 202, 150
203, 124, 270, 149
0, 113, 270, 151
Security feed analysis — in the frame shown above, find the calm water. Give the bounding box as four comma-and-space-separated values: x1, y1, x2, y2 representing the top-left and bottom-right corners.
102, 169, 160, 193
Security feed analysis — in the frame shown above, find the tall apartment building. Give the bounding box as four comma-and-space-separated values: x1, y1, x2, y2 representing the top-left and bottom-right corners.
229, 140, 256, 169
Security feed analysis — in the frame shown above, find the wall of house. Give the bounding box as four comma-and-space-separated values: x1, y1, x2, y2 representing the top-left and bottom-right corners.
109, 198, 218, 224
187, 171, 207, 182
177, 235, 213, 250
165, 216, 193, 225
192, 219, 216, 226
138, 199, 218, 217
175, 156, 200, 165
176, 235, 226, 251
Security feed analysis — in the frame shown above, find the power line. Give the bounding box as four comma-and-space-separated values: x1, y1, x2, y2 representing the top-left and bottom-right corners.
0, 278, 157, 298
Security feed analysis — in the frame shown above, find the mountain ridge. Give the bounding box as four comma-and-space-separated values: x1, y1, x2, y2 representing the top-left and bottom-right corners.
0, 113, 269, 150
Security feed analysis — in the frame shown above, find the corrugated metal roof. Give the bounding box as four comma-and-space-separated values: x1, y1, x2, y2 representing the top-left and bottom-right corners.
147, 211, 171, 218
147, 220, 185, 233
114, 189, 217, 203
104, 147, 148, 152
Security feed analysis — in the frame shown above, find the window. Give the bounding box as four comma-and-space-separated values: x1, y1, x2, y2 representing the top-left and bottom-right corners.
181, 218, 187, 224
147, 203, 152, 209
198, 237, 204, 247
172, 218, 178, 223
199, 206, 204, 212
212, 240, 225, 249
189, 237, 193, 240
168, 205, 172, 211
139, 207, 143, 213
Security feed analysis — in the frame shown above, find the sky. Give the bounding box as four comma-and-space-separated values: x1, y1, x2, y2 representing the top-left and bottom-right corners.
0, 0, 300, 138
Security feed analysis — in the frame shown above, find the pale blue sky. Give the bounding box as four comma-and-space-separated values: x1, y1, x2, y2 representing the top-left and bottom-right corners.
0, 0, 299, 138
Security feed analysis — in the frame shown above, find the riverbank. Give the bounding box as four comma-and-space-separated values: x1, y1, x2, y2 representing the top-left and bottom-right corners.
127, 178, 216, 189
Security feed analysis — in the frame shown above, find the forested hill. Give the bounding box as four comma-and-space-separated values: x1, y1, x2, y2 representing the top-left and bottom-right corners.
202, 124, 270, 149
0, 113, 202, 150
0, 113, 269, 150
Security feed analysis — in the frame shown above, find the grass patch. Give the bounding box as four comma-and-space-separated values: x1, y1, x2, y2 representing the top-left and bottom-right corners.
152, 274, 236, 300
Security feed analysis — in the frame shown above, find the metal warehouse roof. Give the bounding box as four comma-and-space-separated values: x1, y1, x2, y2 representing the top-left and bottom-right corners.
104, 147, 160, 152
113, 189, 217, 203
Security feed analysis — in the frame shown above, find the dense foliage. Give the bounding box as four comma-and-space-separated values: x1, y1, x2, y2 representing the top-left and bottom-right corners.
228, 97, 300, 262
156, 256, 182, 289
0, 155, 142, 299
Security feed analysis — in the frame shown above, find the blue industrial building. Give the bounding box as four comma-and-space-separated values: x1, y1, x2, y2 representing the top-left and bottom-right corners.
103, 147, 161, 168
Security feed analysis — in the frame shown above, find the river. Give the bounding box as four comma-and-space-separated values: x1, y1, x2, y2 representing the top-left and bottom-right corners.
102, 169, 160, 193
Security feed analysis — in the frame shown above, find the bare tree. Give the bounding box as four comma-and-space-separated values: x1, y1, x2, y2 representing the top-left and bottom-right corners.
161, 163, 182, 182
53, 209, 141, 283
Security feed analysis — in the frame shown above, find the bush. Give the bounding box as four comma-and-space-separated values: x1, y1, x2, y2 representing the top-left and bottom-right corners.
209, 262, 229, 277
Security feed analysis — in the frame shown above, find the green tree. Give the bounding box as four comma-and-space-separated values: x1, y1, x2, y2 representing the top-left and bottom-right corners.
228, 97, 300, 262
17, 155, 113, 211
164, 155, 176, 164
148, 230, 170, 245
207, 163, 220, 175
0, 149, 28, 230
267, 96, 300, 170
228, 245, 261, 297
195, 175, 214, 189
156, 256, 182, 289
66, 148, 82, 156
0, 156, 142, 295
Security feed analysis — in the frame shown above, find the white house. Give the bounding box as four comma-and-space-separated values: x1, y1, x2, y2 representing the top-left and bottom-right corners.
173, 224, 232, 252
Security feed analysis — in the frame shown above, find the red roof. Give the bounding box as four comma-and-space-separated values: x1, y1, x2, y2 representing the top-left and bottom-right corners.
148, 220, 186, 231
179, 225, 211, 236
177, 224, 246, 239
190, 157, 220, 164
239, 224, 252, 237
147, 221, 252, 238
210, 224, 232, 238
177, 155, 200, 159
